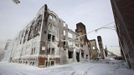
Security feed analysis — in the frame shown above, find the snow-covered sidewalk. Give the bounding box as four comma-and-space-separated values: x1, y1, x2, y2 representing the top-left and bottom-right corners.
0, 60, 134, 75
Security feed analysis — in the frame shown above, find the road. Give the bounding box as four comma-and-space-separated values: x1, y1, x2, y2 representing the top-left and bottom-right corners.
0, 60, 134, 75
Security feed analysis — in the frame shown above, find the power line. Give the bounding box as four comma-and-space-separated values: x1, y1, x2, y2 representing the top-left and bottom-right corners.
101, 22, 114, 27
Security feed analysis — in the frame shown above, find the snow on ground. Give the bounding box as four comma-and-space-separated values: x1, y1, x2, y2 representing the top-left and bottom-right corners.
0, 60, 134, 75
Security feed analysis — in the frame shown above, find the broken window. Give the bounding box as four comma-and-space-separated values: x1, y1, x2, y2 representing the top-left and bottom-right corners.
20, 36, 22, 44
63, 42, 66, 48
52, 35, 55, 42
45, 61, 50, 67
23, 30, 28, 43
51, 48, 55, 55
20, 31, 24, 43
36, 15, 42, 26
28, 29, 31, 40
48, 34, 55, 42
63, 42, 66, 45
47, 48, 50, 54
48, 34, 51, 41
32, 62, 35, 65
33, 26, 38, 37
31, 48, 35, 55
31, 48, 34, 55
81, 50, 84, 58
68, 51, 73, 58
33, 24, 41, 37
86, 55, 88, 59
33, 15, 42, 37
26, 61, 28, 64
45, 61, 48, 67
33, 48, 35, 54
75, 44, 79, 47
37, 15, 42, 22
51, 61, 54, 66
28, 25, 34, 40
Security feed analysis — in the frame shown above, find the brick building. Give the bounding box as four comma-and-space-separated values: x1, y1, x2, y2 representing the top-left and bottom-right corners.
111, 0, 134, 69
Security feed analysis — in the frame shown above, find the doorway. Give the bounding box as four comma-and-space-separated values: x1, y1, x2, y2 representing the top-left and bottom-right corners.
76, 52, 80, 62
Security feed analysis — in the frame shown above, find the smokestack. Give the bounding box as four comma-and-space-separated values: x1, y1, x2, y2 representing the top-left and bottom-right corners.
45, 4, 48, 11
97, 36, 105, 59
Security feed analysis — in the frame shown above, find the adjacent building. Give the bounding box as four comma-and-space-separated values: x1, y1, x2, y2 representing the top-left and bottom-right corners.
111, 0, 134, 69
97, 36, 105, 59
75, 22, 91, 61
89, 39, 98, 60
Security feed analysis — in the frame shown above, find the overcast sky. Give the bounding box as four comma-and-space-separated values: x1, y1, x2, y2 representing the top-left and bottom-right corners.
0, 0, 120, 55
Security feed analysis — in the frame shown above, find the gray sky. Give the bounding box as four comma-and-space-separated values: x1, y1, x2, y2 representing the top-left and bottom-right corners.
0, 0, 120, 55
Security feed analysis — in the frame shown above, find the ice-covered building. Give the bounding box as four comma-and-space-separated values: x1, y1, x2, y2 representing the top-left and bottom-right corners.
10, 4, 90, 68
3, 40, 13, 62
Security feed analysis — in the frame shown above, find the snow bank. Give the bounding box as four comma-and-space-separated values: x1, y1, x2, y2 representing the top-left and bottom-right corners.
0, 60, 134, 75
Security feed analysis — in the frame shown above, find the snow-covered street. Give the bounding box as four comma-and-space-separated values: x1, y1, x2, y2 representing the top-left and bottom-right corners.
0, 60, 134, 75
